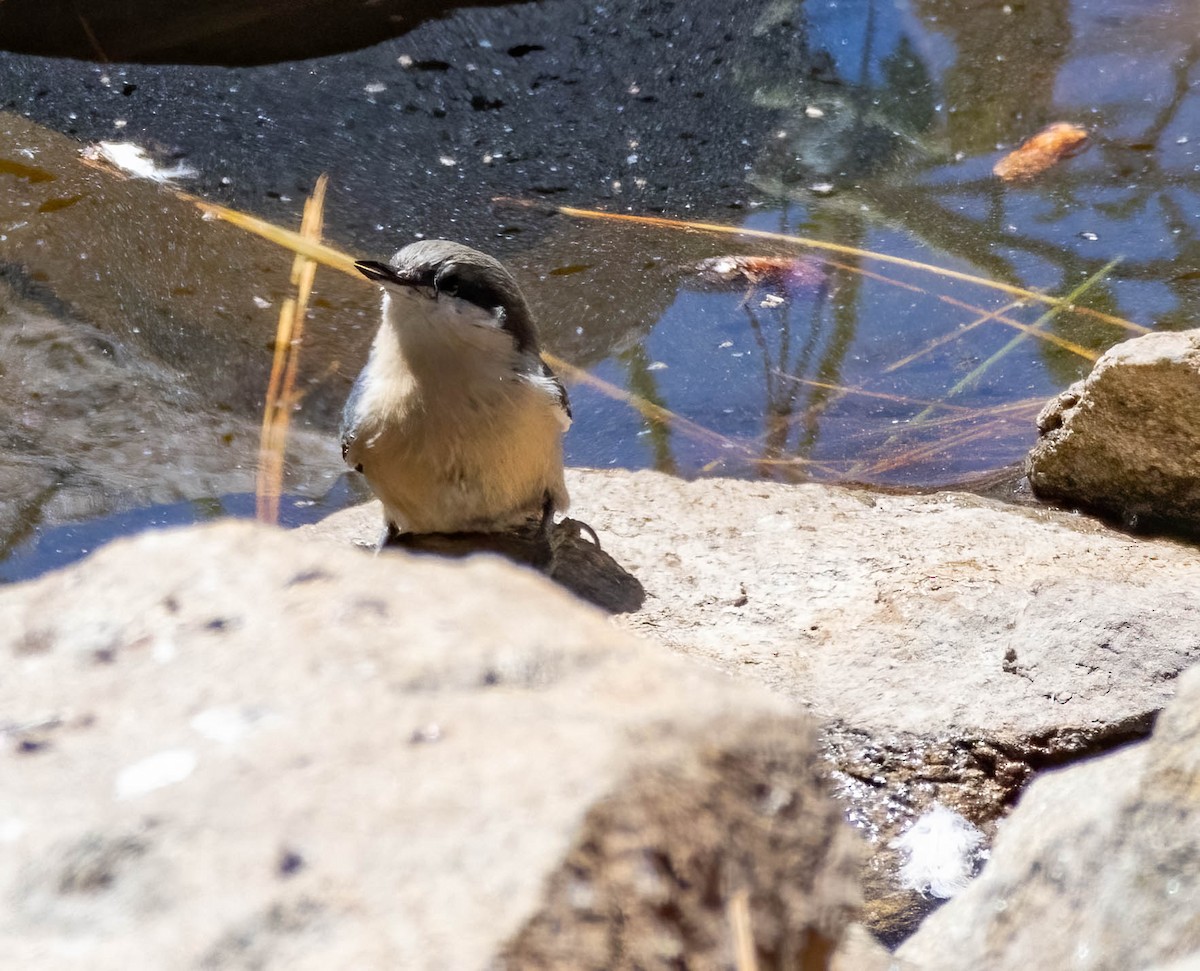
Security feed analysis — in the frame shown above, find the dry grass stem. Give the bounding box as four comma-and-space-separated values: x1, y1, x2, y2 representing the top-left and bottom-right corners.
770, 372, 976, 413
517, 202, 1147, 334
548, 355, 834, 472
254, 174, 328, 523
941, 258, 1120, 404
884, 300, 1023, 374
187, 194, 360, 278
863, 418, 1030, 475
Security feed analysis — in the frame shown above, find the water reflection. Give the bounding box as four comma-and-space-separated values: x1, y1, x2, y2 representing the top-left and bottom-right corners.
538, 0, 1200, 485
540, 206, 1087, 485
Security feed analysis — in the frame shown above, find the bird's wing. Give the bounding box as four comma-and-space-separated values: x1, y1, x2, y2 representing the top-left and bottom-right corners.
537, 357, 572, 430
339, 370, 369, 465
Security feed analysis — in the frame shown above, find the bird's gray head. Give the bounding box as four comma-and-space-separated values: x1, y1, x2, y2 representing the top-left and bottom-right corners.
355, 240, 540, 354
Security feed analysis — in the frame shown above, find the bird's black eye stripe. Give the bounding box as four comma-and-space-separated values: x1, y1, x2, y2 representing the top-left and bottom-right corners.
435, 264, 503, 313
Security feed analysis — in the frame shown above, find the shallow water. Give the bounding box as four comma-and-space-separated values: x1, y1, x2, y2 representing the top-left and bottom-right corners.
536, 0, 1200, 484
1, 0, 1198, 580
0, 489, 355, 584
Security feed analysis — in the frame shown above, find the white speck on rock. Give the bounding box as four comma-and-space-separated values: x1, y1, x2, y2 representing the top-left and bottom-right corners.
191, 707, 276, 745
115, 749, 197, 800
152, 636, 177, 664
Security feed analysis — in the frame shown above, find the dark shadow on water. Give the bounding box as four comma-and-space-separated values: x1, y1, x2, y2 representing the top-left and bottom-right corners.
0, 0, 513, 65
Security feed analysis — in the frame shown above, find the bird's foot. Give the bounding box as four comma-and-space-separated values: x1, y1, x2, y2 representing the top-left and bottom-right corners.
379, 521, 409, 551
557, 517, 601, 550
531, 494, 556, 573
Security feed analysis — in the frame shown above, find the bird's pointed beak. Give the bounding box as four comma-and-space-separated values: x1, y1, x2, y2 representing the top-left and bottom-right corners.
355, 260, 438, 300
355, 260, 403, 284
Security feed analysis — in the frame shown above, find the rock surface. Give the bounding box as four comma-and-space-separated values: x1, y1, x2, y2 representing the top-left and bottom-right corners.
898, 663, 1200, 971
1027, 328, 1200, 536
0, 520, 862, 969
317, 466, 1200, 742
313, 466, 1200, 939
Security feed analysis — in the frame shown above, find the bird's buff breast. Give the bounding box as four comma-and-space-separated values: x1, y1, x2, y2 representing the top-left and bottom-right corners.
347, 361, 568, 534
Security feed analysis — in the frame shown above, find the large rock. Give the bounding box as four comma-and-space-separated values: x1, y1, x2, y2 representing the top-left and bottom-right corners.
0, 521, 861, 969
318, 467, 1200, 752
314, 467, 1200, 939
897, 663, 1200, 970
1026, 329, 1200, 536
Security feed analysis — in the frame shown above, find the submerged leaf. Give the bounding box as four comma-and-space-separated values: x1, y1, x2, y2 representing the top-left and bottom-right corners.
993, 122, 1089, 182
689, 255, 826, 294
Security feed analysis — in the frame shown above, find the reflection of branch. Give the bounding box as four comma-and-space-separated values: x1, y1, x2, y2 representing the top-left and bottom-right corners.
865, 31, 1200, 304
744, 302, 776, 403
256, 174, 327, 525
791, 264, 860, 462
1143, 41, 1200, 147
620, 344, 677, 476
888, 174, 1200, 290
746, 297, 805, 468
738, 273, 840, 470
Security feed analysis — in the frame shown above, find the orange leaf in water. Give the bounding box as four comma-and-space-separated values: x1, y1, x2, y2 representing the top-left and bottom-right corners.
993, 122, 1089, 181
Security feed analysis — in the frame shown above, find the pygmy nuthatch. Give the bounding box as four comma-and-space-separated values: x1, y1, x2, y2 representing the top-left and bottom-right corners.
341, 240, 571, 546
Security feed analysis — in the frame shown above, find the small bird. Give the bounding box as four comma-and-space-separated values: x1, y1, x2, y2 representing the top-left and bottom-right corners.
341, 240, 571, 550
